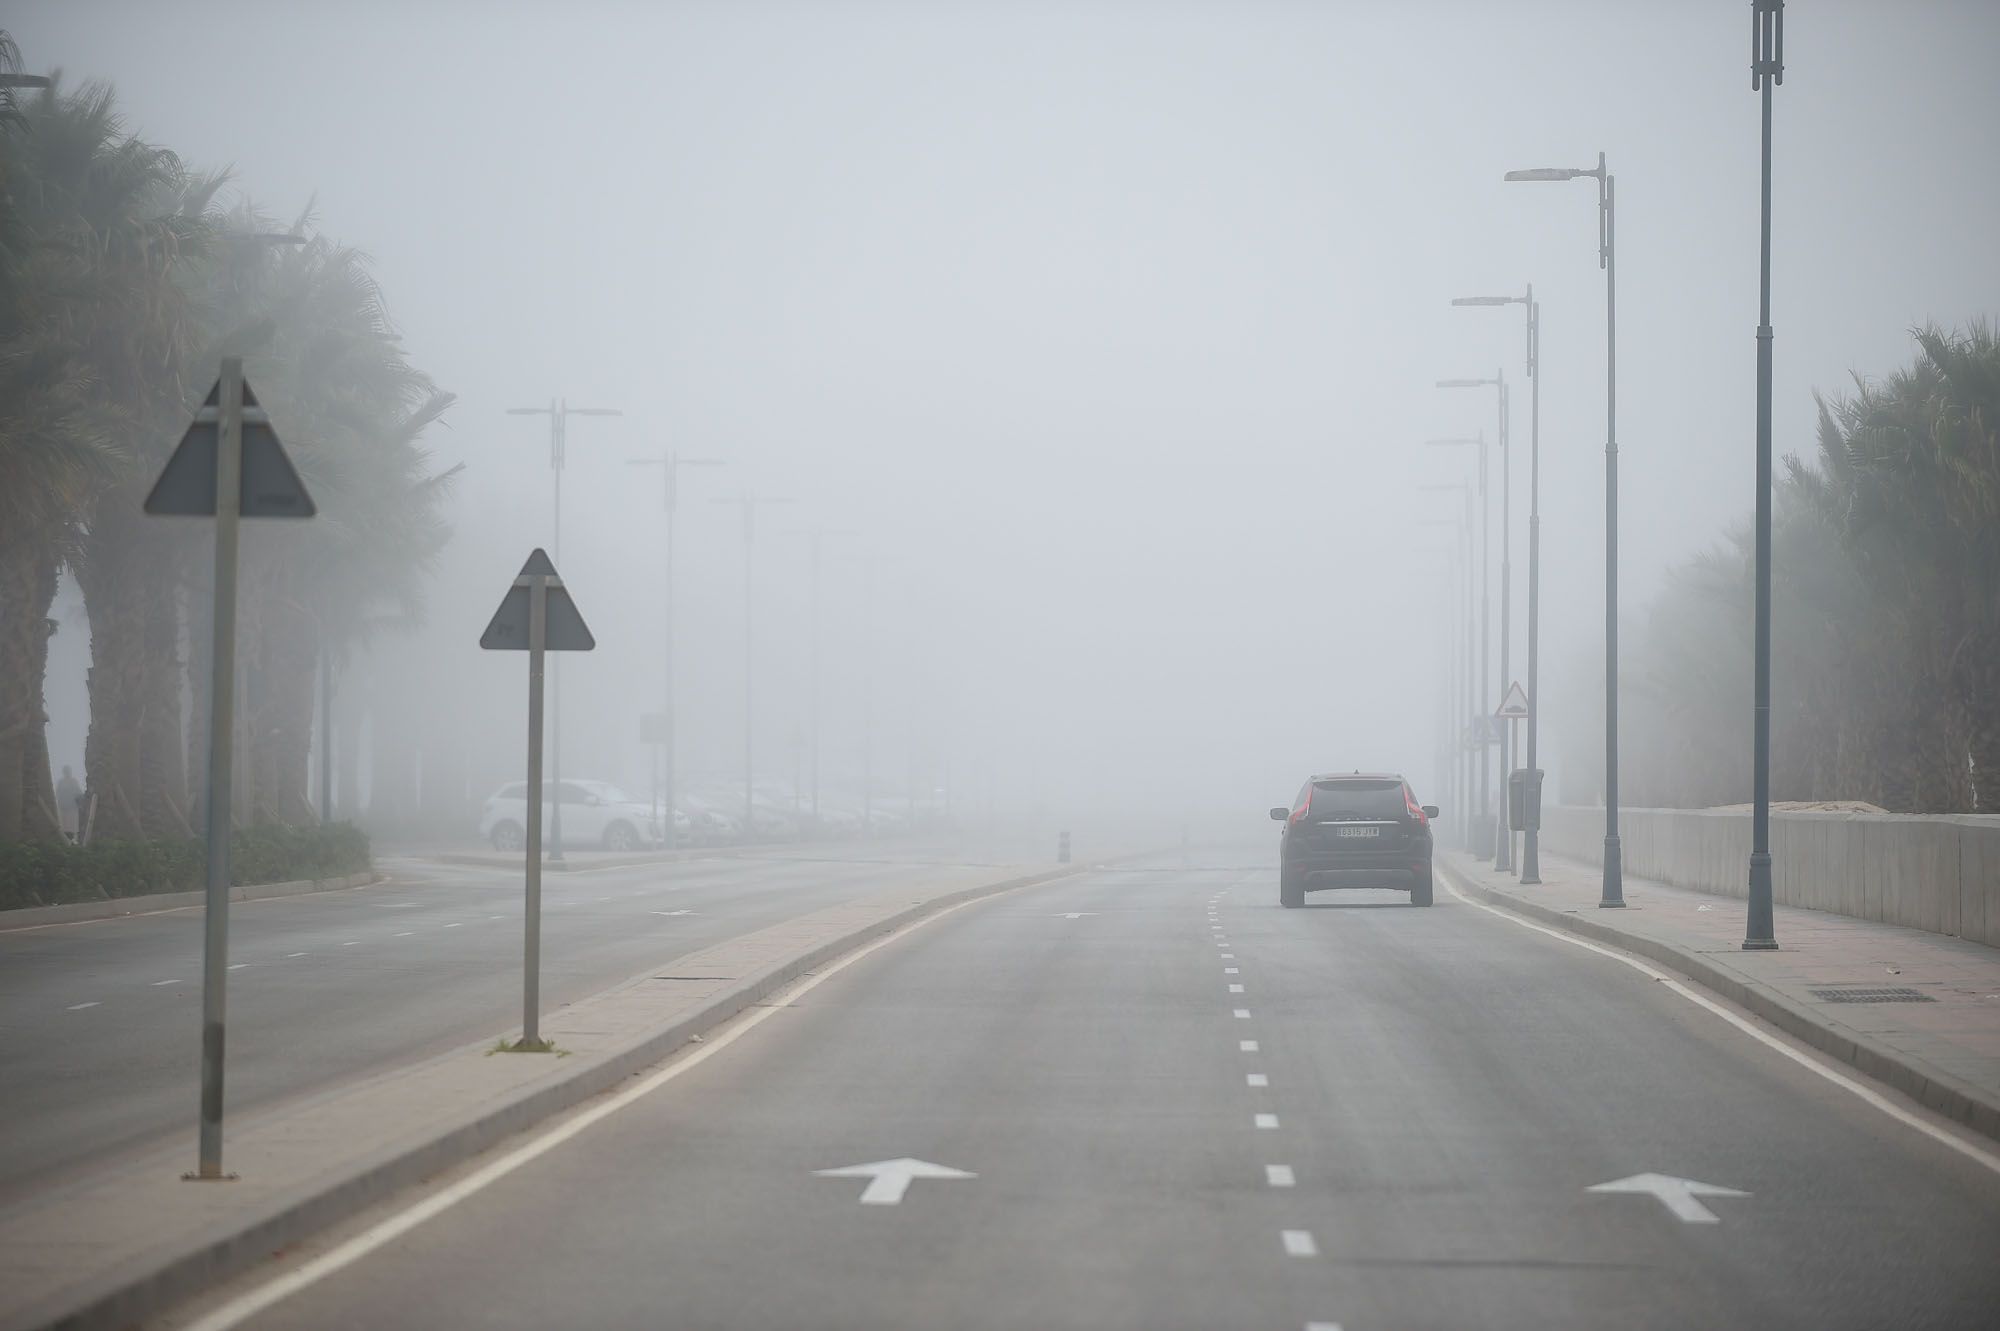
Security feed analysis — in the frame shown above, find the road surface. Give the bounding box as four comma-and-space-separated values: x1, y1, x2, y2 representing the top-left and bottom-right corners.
172, 850, 2000, 1331
0, 842, 1028, 1201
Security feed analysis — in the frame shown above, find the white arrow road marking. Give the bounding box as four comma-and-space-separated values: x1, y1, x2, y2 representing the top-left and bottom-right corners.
1586, 1173, 1749, 1224
814, 1158, 977, 1205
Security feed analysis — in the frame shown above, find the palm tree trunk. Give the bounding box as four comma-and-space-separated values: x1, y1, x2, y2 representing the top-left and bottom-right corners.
0, 532, 64, 842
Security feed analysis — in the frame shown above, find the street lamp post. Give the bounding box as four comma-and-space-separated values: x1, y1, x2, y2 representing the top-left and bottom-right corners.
1454, 290, 1544, 882
506, 400, 622, 861
715, 493, 793, 842
1745, 0, 1786, 951
1425, 435, 1490, 849
628, 450, 724, 850
1505, 152, 1623, 907
1439, 375, 1512, 871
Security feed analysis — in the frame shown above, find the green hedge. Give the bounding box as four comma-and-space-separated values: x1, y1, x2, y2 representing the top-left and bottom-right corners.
0, 823, 371, 912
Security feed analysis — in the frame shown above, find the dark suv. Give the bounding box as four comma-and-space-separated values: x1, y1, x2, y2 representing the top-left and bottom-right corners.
1268, 773, 1439, 908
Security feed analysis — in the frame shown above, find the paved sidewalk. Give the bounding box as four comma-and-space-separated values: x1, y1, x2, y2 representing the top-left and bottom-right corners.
1441, 847, 2000, 1143
0, 855, 1104, 1331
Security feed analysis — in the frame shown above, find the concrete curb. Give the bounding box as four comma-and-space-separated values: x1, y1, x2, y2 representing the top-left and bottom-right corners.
25, 858, 1124, 1331
0, 871, 382, 932
1436, 857, 2000, 1147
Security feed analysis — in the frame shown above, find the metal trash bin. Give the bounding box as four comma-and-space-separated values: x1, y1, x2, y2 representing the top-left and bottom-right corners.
1509, 768, 1544, 831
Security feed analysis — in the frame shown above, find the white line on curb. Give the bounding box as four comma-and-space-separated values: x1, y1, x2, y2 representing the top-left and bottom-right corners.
1442, 868, 2000, 1178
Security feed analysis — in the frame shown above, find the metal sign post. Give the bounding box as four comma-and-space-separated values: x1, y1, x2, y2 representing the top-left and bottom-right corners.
481, 549, 594, 1047
146, 358, 315, 1180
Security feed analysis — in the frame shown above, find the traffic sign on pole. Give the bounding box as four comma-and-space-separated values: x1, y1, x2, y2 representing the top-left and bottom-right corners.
147, 360, 314, 1182
482, 549, 594, 1049
1496, 680, 1531, 719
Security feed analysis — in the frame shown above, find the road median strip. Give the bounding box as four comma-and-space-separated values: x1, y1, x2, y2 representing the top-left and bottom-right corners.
0, 855, 1135, 1331
1435, 854, 2000, 1146
0, 872, 383, 932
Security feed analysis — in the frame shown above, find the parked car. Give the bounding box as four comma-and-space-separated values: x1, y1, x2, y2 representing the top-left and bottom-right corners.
1269, 772, 1439, 908
480, 780, 663, 852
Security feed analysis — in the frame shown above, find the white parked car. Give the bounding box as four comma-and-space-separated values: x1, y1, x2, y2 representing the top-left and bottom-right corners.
479, 780, 663, 852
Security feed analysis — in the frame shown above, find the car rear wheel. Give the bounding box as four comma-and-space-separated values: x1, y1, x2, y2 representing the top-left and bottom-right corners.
491, 821, 525, 853
1280, 867, 1305, 909
1411, 868, 1434, 907
603, 821, 639, 852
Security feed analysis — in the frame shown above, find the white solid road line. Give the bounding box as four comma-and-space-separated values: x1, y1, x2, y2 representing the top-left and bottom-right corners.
1443, 875, 2000, 1177
1255, 1113, 1280, 1130
174, 879, 1050, 1331
1266, 1164, 1295, 1187
1281, 1230, 1318, 1257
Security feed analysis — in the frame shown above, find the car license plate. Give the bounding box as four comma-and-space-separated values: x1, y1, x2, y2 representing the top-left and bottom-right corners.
1335, 826, 1379, 838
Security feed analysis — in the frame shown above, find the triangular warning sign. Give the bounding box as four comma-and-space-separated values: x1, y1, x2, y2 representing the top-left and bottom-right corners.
144, 377, 316, 518
1496, 681, 1530, 719
480, 548, 595, 651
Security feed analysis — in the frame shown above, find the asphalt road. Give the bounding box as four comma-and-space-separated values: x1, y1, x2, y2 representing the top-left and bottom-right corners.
0, 841, 1029, 1202
184, 849, 2000, 1331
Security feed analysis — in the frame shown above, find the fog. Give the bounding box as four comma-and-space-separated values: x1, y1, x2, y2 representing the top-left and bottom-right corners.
17, 0, 2000, 843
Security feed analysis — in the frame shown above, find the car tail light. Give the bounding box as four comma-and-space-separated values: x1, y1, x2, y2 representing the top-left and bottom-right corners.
1404, 787, 1428, 828
1288, 788, 1312, 826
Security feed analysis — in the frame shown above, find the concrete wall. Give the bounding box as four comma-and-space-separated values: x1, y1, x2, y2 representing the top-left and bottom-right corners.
1539, 806, 2000, 947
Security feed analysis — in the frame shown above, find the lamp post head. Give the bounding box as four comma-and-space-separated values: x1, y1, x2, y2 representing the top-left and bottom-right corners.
1504, 166, 1597, 182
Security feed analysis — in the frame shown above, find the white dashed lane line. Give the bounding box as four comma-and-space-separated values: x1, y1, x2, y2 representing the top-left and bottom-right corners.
1224, 967, 1239, 974
1234, 1009, 1251, 1019
286, 952, 308, 959
1254, 1113, 1280, 1130
393, 932, 414, 938
1239, 1040, 1259, 1052
1282, 1230, 1319, 1257
1247, 1073, 1269, 1087
1266, 1165, 1295, 1188
1228, 984, 1245, 993
229, 963, 248, 971
151, 979, 181, 987
66, 1001, 99, 1011
341, 940, 360, 946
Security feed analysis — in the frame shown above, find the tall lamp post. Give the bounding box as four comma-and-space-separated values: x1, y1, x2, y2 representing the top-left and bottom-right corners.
506, 400, 621, 860
1439, 374, 1512, 871
715, 492, 793, 841
1454, 290, 1543, 881
1505, 152, 1623, 907
1745, 0, 1786, 950
627, 450, 724, 849
1425, 435, 1490, 848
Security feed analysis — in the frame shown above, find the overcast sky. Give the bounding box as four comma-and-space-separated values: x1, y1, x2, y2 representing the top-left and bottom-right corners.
17, 0, 1999, 831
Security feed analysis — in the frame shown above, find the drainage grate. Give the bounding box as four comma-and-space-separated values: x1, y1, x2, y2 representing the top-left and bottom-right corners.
1807, 987, 1935, 1004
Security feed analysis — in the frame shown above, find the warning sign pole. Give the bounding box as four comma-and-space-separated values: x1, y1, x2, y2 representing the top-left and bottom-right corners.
481, 549, 594, 1049
194, 359, 244, 1179
146, 356, 316, 1180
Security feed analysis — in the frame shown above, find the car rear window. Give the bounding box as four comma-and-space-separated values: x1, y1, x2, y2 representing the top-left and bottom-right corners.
1310, 780, 1405, 818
